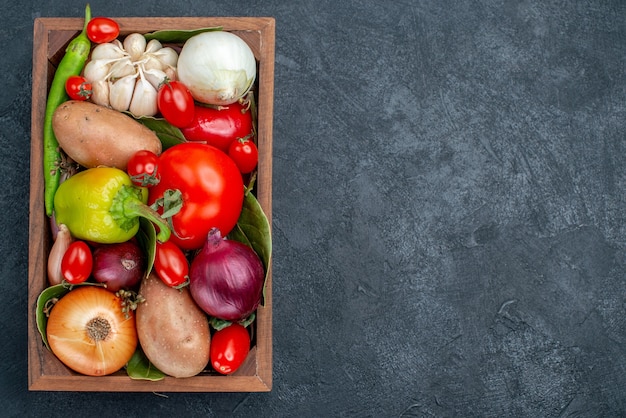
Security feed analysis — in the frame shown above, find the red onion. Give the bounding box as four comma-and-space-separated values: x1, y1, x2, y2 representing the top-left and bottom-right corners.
189, 228, 265, 321
92, 240, 145, 292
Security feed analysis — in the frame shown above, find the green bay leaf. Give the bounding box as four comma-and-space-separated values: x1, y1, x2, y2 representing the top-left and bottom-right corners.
228, 190, 272, 305
126, 346, 165, 381
143, 27, 222, 43
126, 113, 187, 150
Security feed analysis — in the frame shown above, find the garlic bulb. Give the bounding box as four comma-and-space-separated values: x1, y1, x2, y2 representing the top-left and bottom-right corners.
82, 33, 179, 117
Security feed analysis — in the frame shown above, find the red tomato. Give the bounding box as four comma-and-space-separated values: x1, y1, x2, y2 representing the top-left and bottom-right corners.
65, 75, 92, 101
154, 240, 189, 288
127, 150, 160, 187
210, 324, 251, 375
148, 143, 244, 250
228, 137, 258, 174
180, 101, 253, 153
86, 17, 120, 44
61, 241, 93, 284
157, 81, 195, 128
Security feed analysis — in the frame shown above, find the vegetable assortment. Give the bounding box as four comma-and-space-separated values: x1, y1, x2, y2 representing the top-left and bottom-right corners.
36, 6, 271, 380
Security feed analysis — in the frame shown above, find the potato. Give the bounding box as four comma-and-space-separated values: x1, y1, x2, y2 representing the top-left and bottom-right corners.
136, 272, 211, 378
52, 100, 162, 170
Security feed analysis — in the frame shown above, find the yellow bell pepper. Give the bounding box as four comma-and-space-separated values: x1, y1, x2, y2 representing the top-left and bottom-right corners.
54, 167, 170, 244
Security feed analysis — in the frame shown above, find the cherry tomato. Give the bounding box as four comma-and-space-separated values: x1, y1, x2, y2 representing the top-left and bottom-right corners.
61, 241, 93, 284
148, 143, 244, 250
154, 240, 189, 288
86, 17, 120, 44
210, 324, 251, 375
180, 101, 253, 153
127, 150, 160, 187
157, 81, 195, 128
65, 75, 92, 101
228, 137, 258, 174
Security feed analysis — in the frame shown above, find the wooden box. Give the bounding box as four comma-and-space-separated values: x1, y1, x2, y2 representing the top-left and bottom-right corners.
28, 16, 274, 392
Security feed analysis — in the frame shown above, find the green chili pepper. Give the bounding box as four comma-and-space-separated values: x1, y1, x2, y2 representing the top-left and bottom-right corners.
54, 167, 171, 244
43, 4, 92, 217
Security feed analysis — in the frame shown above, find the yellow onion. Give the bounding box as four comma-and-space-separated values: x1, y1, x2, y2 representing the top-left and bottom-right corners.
46, 286, 138, 376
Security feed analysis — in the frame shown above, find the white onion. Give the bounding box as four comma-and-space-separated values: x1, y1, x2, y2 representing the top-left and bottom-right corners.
177, 31, 256, 105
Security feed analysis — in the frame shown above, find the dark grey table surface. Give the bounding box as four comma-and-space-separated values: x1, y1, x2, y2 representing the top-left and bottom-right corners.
2, 0, 625, 416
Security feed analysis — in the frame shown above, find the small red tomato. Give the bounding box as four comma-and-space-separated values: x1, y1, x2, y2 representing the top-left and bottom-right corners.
86, 17, 120, 44
210, 324, 251, 375
127, 150, 160, 187
65, 75, 92, 101
61, 241, 93, 284
154, 240, 189, 287
157, 81, 195, 128
228, 137, 258, 174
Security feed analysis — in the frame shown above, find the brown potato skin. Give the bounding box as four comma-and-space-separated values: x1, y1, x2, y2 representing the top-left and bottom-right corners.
52, 100, 162, 170
136, 272, 211, 378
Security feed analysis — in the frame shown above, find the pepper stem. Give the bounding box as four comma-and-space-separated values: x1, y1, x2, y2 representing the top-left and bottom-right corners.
113, 185, 171, 243
83, 4, 92, 34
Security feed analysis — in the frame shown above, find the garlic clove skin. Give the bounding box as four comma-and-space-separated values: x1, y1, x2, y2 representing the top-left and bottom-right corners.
123, 33, 147, 61
153, 47, 179, 69
90, 42, 127, 60
129, 77, 158, 117
83, 59, 113, 83
108, 57, 136, 80
164, 66, 178, 82
142, 54, 166, 72
47, 224, 73, 286
109, 75, 137, 111
91, 79, 111, 107
143, 68, 168, 91
145, 39, 163, 54
112, 39, 125, 51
